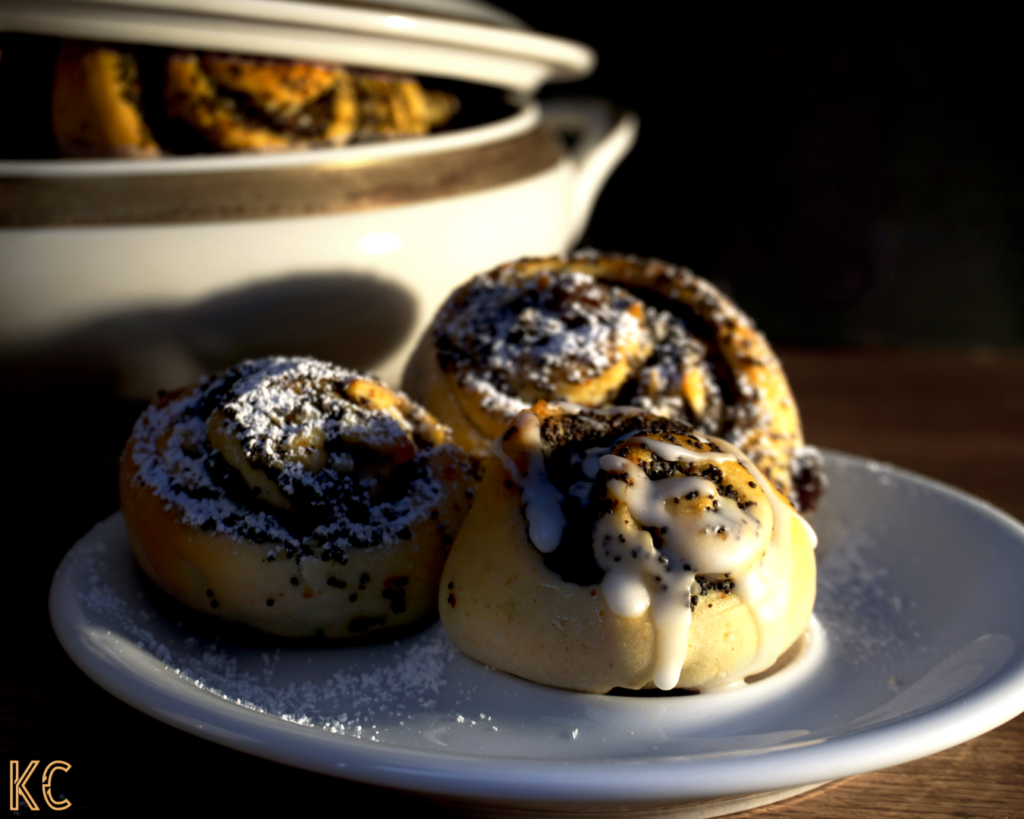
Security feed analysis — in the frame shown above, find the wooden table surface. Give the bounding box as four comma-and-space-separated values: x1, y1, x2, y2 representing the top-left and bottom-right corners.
4, 348, 1023, 816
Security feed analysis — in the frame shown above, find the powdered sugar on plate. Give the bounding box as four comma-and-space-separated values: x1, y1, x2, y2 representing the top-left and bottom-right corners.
813, 457, 924, 671
815, 521, 917, 664
69, 520, 461, 743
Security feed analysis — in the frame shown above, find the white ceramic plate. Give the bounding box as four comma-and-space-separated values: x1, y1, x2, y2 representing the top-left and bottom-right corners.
50, 452, 1024, 814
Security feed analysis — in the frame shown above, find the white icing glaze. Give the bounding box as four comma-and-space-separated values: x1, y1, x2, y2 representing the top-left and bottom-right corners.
708, 436, 817, 688
500, 408, 817, 692
493, 410, 566, 553
595, 450, 766, 690
605, 434, 815, 690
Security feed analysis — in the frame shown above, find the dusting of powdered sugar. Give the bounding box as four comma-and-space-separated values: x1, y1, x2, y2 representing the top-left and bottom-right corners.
73, 532, 458, 741
129, 357, 449, 561
815, 518, 919, 665
132, 393, 301, 548
436, 267, 648, 413
222, 357, 414, 495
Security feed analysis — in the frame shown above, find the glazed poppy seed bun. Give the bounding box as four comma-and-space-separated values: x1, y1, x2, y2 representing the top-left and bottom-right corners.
404, 250, 825, 512
120, 356, 473, 640
439, 402, 817, 694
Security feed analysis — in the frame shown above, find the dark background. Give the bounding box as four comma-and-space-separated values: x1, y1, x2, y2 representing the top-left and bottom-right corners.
503, 4, 1024, 348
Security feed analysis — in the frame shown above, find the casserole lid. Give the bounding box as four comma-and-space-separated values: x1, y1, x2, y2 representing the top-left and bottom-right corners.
0, 0, 595, 93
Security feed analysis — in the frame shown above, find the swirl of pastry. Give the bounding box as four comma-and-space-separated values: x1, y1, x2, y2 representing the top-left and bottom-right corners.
120, 356, 474, 639
164, 53, 459, 152
164, 52, 360, 151
440, 402, 817, 693
43, 37, 460, 157
404, 251, 824, 511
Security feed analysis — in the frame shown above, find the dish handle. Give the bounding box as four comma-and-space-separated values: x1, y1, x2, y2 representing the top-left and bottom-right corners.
541, 99, 639, 247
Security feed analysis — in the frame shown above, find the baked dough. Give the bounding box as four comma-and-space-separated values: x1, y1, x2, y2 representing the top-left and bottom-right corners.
351, 71, 460, 141
164, 53, 460, 152
164, 52, 359, 151
43, 37, 460, 157
404, 251, 824, 511
120, 356, 474, 639
51, 40, 160, 158
439, 402, 817, 693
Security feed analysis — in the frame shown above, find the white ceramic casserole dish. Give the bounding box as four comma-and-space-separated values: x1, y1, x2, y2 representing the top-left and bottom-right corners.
0, 0, 634, 391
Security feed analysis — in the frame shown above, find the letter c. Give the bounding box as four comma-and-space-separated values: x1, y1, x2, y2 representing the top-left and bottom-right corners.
41, 761, 71, 811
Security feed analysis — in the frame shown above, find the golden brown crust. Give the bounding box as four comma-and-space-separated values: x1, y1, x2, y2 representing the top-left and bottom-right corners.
164, 52, 358, 152
51, 40, 160, 158
353, 72, 459, 139
404, 251, 822, 509
42, 35, 460, 157
540, 253, 804, 502
404, 329, 511, 458
199, 55, 344, 117
162, 54, 460, 153
120, 357, 473, 639
439, 403, 817, 693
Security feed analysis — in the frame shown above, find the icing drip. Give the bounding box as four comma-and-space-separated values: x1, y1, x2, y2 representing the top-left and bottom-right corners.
494, 411, 566, 553
595, 443, 770, 689
710, 437, 818, 685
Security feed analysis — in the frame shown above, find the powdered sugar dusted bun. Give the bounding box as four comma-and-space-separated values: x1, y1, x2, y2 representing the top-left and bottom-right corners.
120, 356, 474, 639
403, 251, 824, 512
439, 402, 817, 694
